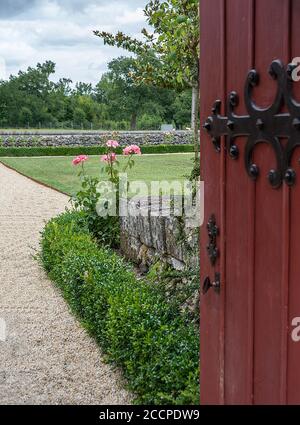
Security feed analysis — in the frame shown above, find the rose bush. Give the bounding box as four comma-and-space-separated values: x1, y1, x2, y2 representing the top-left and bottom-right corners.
71, 135, 142, 247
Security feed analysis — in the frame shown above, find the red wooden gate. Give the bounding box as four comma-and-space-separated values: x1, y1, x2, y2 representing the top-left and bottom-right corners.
200, 0, 300, 405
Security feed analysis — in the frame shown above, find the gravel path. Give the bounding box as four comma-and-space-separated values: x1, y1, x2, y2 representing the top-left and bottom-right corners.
0, 163, 132, 405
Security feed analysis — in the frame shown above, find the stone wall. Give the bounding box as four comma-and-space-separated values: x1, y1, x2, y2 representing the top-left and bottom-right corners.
120, 197, 199, 272
0, 130, 193, 148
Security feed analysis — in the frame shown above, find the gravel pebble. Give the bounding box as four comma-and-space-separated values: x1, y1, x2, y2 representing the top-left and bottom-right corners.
0, 164, 132, 405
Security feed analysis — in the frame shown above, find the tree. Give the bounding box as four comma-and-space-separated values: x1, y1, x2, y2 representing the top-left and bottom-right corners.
73, 107, 86, 127
94, 0, 199, 154
10, 61, 56, 99
0, 58, 188, 131
19, 106, 32, 127
96, 56, 170, 130
172, 90, 193, 129
74, 82, 93, 96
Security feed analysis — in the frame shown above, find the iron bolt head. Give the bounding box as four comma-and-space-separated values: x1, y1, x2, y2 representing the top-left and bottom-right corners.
229, 92, 238, 107
248, 70, 259, 87
256, 118, 264, 130
284, 168, 296, 186
268, 169, 279, 187
293, 118, 300, 130
227, 120, 234, 130
229, 144, 239, 159
249, 164, 259, 179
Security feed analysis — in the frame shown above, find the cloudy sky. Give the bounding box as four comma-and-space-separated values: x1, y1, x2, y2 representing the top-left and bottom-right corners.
0, 0, 147, 85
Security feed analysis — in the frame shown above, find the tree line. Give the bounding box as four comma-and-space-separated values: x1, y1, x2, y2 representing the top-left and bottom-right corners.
0, 58, 192, 130
94, 0, 199, 154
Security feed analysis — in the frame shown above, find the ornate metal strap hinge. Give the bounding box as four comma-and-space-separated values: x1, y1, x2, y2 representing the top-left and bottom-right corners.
203, 59, 300, 188
202, 214, 221, 295
207, 214, 219, 266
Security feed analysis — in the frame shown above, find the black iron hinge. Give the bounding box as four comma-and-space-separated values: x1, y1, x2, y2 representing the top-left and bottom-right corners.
203, 59, 300, 188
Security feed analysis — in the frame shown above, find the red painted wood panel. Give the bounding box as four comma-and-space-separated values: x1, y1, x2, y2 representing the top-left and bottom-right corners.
224, 0, 255, 404
287, 0, 300, 405
200, 0, 300, 405
200, 0, 224, 405
252, 0, 289, 405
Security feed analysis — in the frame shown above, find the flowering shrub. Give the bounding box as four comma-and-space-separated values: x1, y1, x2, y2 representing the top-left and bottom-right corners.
72, 155, 88, 166
71, 135, 142, 247
123, 144, 141, 156
100, 139, 141, 184
106, 140, 119, 148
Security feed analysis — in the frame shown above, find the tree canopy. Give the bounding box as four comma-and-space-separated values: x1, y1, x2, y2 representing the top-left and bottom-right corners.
94, 0, 199, 91
0, 59, 192, 130
94, 0, 199, 154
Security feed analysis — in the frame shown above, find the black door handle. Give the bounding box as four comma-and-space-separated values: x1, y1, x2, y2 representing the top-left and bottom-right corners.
202, 276, 212, 294
202, 273, 221, 294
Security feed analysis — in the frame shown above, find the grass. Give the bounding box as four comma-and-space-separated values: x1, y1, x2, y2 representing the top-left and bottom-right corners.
0, 154, 194, 196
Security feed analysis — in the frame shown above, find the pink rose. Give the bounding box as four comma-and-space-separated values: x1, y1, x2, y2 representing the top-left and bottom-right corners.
123, 144, 141, 156
72, 155, 88, 166
101, 153, 117, 163
106, 140, 119, 148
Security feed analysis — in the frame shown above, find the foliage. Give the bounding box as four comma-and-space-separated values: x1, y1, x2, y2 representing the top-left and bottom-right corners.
96, 57, 176, 130
137, 113, 162, 130
0, 59, 192, 130
0, 144, 194, 158
70, 153, 120, 248
173, 89, 194, 129
147, 260, 199, 321
72, 174, 120, 247
70, 137, 142, 246
94, 0, 199, 90
94, 0, 200, 153
40, 211, 199, 405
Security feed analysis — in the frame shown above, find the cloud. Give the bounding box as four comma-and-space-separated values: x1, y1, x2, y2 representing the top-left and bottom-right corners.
115, 7, 145, 25
0, 0, 148, 84
0, 57, 6, 80
0, 0, 37, 18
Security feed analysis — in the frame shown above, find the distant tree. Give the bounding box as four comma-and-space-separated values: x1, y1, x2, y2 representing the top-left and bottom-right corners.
74, 82, 93, 96
94, 0, 199, 154
96, 56, 168, 130
173, 90, 193, 129
0, 58, 189, 131
19, 106, 32, 127
73, 107, 86, 126
55, 78, 73, 96
10, 61, 56, 99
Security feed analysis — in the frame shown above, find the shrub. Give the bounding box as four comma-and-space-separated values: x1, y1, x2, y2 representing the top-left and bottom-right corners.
40, 211, 199, 405
0, 144, 194, 158
72, 175, 120, 248
137, 114, 162, 130
70, 138, 139, 247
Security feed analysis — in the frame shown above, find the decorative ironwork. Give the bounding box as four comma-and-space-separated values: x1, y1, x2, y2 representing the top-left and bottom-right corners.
207, 214, 219, 266
203, 59, 300, 188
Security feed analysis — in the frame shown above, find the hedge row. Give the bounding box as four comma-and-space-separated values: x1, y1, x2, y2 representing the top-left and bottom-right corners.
0, 144, 194, 157
40, 210, 199, 405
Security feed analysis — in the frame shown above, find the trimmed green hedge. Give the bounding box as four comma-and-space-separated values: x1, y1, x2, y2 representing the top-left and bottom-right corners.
0, 144, 194, 157
40, 210, 199, 405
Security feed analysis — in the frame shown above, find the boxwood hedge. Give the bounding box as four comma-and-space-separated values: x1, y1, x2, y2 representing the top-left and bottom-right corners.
40, 210, 199, 405
0, 144, 194, 157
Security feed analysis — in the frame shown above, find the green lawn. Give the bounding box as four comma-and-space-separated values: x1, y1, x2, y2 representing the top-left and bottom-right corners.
0, 154, 194, 196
